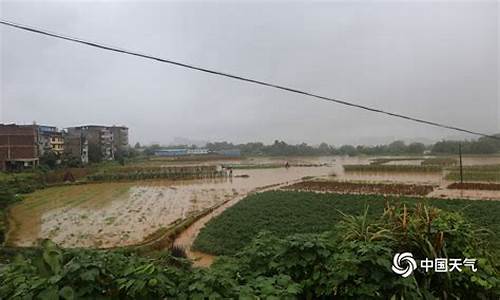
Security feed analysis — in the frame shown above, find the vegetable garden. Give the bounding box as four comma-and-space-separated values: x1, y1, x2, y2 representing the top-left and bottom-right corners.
2, 155, 500, 299
1, 200, 499, 299
193, 191, 500, 256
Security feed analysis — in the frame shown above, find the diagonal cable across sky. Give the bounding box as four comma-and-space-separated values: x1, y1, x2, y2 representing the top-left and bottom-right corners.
1, 19, 498, 141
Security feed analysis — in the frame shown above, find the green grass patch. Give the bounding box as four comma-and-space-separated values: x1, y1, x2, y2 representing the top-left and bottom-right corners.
193, 191, 500, 256
451, 164, 500, 172
227, 164, 283, 170
421, 157, 457, 166
343, 164, 442, 172
446, 172, 500, 182
369, 157, 422, 165
19, 183, 131, 212
446, 164, 500, 182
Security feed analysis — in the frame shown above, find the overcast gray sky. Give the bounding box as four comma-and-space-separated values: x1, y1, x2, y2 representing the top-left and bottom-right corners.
1, 0, 498, 146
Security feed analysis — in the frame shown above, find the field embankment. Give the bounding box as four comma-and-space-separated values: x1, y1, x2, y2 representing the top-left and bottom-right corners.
343, 164, 442, 173
448, 182, 500, 191
283, 180, 435, 196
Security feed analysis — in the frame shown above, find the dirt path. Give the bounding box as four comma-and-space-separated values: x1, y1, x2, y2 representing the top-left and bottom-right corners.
428, 181, 500, 201
172, 180, 300, 267
175, 178, 500, 268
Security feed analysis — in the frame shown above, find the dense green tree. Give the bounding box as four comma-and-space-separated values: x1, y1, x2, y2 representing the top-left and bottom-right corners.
339, 145, 358, 156
88, 144, 102, 163
317, 142, 332, 155
39, 151, 59, 169
147, 133, 500, 158
407, 142, 426, 154
60, 153, 82, 168
387, 140, 407, 154
143, 144, 162, 156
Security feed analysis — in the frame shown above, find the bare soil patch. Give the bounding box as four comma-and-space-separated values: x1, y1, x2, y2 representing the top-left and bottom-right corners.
283, 180, 435, 196
448, 182, 500, 191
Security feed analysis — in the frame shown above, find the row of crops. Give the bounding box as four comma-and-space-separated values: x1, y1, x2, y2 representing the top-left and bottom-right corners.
420, 157, 457, 166
2, 194, 499, 299
448, 182, 500, 191
445, 164, 500, 182
368, 157, 457, 166
193, 191, 500, 256
348, 159, 500, 182
283, 180, 435, 196
86, 166, 225, 182
343, 164, 443, 173
227, 162, 327, 169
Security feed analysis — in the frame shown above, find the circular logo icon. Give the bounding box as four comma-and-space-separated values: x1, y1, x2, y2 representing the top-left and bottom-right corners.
392, 252, 417, 277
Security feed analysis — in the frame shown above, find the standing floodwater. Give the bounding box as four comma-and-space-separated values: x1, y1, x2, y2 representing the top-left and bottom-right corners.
7, 155, 500, 248
6, 165, 332, 248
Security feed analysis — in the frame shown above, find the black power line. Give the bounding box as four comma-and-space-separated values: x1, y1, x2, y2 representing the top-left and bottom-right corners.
1, 19, 499, 141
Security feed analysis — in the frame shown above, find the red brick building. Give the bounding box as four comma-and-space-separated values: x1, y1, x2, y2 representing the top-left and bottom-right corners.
0, 124, 39, 171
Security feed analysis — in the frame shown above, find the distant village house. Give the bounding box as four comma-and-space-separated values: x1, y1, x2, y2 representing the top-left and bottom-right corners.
0, 123, 129, 171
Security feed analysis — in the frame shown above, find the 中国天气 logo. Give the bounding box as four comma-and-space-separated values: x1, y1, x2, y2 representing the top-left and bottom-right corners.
392, 252, 417, 278
392, 252, 477, 277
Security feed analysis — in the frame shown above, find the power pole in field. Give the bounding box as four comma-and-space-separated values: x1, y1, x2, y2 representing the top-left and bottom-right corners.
458, 143, 463, 185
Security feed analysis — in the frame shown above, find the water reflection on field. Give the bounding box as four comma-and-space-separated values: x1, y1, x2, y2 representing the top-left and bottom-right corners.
7, 165, 331, 248
7, 155, 500, 248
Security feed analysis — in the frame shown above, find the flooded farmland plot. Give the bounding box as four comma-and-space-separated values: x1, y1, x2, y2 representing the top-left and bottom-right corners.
6, 165, 332, 248
6, 155, 500, 249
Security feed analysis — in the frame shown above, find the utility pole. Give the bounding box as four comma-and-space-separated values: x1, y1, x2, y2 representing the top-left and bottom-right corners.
458, 143, 463, 185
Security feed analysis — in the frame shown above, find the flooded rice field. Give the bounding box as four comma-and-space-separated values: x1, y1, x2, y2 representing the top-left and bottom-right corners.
6, 165, 332, 248
6, 155, 500, 249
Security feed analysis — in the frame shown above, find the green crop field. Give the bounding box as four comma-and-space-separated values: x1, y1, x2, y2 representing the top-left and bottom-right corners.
227, 163, 283, 169
369, 157, 422, 165
343, 164, 442, 172
446, 164, 500, 182
421, 157, 457, 166
193, 191, 500, 256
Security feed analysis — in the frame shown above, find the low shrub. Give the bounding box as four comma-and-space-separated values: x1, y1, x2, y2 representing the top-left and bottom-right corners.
193, 191, 500, 258
1, 204, 499, 298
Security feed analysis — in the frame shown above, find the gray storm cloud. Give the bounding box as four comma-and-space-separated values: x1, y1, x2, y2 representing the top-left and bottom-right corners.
1, 0, 498, 146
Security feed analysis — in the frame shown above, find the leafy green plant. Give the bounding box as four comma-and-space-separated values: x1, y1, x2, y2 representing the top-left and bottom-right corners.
193, 191, 500, 257
0, 240, 191, 299
1, 194, 499, 299
223, 204, 500, 299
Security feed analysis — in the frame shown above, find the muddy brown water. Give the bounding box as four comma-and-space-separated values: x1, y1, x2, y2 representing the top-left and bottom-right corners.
6, 163, 332, 248
6, 155, 500, 255
172, 155, 500, 267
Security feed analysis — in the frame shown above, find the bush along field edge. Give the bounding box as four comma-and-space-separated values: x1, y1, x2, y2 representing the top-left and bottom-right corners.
1, 202, 499, 299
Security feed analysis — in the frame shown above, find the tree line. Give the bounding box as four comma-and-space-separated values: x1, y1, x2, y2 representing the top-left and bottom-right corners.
137, 134, 500, 157
202, 134, 500, 156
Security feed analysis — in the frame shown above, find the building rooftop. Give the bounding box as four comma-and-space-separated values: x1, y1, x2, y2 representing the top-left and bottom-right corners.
66, 125, 128, 130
